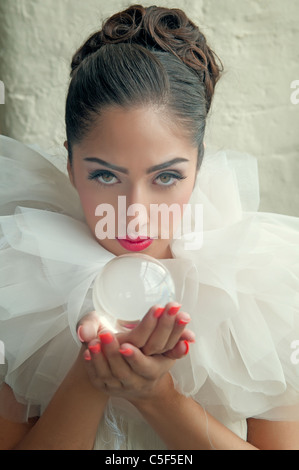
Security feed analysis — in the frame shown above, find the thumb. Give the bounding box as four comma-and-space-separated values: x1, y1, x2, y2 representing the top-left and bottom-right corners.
77, 310, 101, 343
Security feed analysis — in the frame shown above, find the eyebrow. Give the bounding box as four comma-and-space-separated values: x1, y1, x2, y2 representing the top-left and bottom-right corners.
83, 157, 189, 174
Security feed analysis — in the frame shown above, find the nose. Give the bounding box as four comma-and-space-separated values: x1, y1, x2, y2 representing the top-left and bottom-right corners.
120, 184, 151, 238
126, 183, 151, 208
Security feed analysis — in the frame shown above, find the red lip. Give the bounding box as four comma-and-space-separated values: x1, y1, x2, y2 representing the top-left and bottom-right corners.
116, 237, 153, 252
125, 236, 148, 241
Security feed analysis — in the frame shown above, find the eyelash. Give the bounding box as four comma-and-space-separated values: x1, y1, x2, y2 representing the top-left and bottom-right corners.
87, 170, 186, 189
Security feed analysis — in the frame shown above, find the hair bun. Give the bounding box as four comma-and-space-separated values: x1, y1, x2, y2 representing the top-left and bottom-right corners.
142, 6, 223, 112
71, 4, 223, 111
70, 5, 146, 75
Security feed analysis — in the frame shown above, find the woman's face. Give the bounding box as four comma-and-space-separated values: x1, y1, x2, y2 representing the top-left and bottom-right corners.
66, 106, 198, 259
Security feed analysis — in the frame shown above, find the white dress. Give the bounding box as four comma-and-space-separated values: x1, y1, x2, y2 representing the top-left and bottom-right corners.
0, 135, 298, 449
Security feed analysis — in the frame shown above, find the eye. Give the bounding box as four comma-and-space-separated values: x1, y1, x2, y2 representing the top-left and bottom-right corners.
155, 172, 186, 187
88, 170, 119, 186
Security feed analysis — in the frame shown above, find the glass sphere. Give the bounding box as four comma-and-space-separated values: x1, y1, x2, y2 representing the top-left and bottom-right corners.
92, 254, 176, 327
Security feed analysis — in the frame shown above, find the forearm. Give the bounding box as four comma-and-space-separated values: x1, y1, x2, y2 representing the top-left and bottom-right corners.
15, 350, 109, 450
132, 375, 257, 450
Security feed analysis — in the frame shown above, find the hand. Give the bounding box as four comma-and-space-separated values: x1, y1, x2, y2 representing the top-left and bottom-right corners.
77, 302, 195, 359
82, 330, 177, 403
117, 302, 195, 358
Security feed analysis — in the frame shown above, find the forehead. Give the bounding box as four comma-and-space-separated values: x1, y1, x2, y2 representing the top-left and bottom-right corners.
74, 106, 197, 165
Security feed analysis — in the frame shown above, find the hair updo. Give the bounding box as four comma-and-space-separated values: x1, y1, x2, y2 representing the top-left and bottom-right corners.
65, 4, 223, 169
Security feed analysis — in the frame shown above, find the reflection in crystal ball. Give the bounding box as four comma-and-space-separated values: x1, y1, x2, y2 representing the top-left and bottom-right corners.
92, 254, 176, 323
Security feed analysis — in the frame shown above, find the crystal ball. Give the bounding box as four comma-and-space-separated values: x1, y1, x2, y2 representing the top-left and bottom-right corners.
92, 254, 176, 325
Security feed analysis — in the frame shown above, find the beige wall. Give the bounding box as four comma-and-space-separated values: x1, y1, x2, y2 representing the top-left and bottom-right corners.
0, 0, 298, 215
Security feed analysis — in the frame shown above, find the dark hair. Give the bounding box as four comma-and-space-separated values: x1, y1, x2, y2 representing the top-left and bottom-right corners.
65, 4, 223, 169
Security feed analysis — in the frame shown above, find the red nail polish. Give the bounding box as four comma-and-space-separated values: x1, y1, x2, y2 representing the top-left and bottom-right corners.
154, 307, 164, 318
119, 348, 133, 357
88, 343, 101, 354
183, 340, 190, 355
177, 319, 190, 326
83, 350, 91, 361
168, 304, 181, 316
99, 332, 114, 345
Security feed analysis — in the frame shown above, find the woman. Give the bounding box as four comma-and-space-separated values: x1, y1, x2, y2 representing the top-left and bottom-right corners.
0, 4, 299, 449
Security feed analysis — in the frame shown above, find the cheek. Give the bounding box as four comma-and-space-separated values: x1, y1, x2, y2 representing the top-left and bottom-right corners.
173, 180, 196, 228
74, 178, 106, 225
78, 190, 98, 219
175, 179, 195, 210
154, 183, 195, 238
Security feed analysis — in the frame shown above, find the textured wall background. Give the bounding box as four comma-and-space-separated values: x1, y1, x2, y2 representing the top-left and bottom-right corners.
0, 0, 298, 215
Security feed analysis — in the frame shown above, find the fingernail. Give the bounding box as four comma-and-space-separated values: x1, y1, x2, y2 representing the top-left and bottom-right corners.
119, 348, 133, 357
99, 332, 114, 345
183, 340, 190, 355
77, 325, 84, 342
83, 350, 91, 361
153, 306, 164, 318
177, 318, 190, 326
177, 313, 191, 326
123, 323, 138, 330
78, 323, 97, 342
167, 304, 181, 316
88, 342, 101, 354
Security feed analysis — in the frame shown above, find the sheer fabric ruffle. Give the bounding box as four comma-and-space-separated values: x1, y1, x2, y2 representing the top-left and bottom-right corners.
0, 135, 299, 444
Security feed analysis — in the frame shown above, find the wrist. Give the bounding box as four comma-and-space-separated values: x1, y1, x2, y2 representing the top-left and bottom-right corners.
129, 373, 178, 411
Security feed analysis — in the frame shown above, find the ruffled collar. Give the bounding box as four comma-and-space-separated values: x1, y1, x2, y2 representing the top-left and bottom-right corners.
1, 135, 299, 423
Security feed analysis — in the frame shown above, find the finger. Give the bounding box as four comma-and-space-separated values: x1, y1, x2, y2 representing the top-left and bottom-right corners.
119, 343, 174, 380
178, 328, 196, 343
87, 336, 121, 389
77, 310, 101, 343
141, 302, 182, 355
163, 339, 192, 360
98, 332, 133, 386
82, 340, 112, 391
116, 304, 164, 348
162, 312, 192, 352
